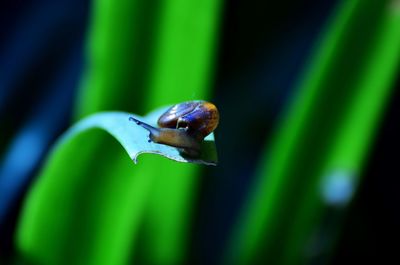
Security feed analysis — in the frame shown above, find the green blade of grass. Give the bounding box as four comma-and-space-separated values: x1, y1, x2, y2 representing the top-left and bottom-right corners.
283, 3, 400, 264
16, 109, 217, 265
225, 0, 400, 264
16, 0, 221, 264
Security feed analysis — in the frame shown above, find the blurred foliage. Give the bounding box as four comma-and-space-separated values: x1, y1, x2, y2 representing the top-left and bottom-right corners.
227, 0, 400, 264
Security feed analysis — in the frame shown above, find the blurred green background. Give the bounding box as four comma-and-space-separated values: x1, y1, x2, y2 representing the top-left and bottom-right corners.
1, 0, 399, 264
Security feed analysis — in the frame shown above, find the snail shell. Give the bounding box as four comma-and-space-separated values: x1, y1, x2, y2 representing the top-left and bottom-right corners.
158, 100, 219, 140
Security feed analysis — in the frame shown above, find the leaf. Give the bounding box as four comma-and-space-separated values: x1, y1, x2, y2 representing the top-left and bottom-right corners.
15, 106, 217, 264
16, 0, 221, 264
62, 106, 217, 166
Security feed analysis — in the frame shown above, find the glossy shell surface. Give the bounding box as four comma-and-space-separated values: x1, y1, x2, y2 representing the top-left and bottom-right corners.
158, 100, 219, 138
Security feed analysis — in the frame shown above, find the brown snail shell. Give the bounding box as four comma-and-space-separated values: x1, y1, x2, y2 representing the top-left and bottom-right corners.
158, 100, 219, 140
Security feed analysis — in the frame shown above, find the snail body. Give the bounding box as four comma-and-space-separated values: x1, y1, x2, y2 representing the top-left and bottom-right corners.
129, 100, 219, 157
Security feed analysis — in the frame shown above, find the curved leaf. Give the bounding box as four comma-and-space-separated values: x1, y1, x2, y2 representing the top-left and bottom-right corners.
62, 106, 217, 166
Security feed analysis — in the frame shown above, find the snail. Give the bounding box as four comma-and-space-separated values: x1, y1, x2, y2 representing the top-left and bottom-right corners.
129, 100, 219, 157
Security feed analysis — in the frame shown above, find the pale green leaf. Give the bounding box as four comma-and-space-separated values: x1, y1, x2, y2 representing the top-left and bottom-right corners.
62, 106, 217, 166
